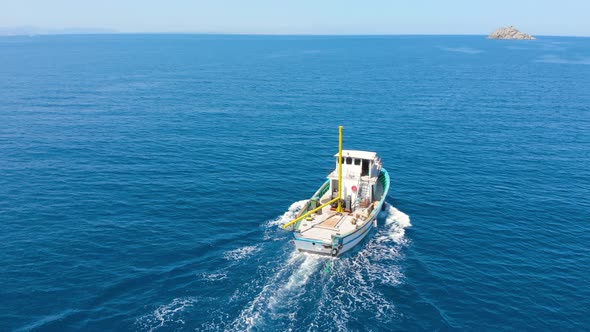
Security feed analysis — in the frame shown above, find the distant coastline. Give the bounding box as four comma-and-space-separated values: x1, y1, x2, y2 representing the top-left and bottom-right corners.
0, 26, 117, 36
0, 27, 588, 38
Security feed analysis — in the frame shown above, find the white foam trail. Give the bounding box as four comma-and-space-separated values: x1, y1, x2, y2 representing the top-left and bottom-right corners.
263, 200, 308, 241
267, 253, 322, 310
136, 297, 198, 331
197, 245, 260, 286
230, 252, 324, 331
199, 272, 228, 281
221, 203, 412, 331
305, 205, 411, 329
311, 255, 398, 331
266, 200, 308, 227
223, 245, 260, 261
382, 205, 412, 243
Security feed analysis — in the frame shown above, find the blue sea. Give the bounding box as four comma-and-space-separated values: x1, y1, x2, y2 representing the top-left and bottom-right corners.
1, 34, 589, 331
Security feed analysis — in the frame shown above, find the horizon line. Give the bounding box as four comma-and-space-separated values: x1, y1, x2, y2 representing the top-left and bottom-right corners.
1, 32, 589, 38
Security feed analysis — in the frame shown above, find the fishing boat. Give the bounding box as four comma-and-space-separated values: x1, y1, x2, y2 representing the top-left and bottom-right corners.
282, 126, 390, 257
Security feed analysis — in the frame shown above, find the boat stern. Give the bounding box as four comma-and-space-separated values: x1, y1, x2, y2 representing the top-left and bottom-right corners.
293, 235, 339, 256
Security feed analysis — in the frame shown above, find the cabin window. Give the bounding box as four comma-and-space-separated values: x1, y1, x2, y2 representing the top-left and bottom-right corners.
361, 160, 369, 176
346, 157, 352, 165
354, 159, 361, 166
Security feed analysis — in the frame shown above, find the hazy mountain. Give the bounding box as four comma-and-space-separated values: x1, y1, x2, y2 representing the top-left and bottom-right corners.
0, 26, 118, 36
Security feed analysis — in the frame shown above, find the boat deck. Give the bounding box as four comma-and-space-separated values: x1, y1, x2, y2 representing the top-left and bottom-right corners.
296, 204, 370, 243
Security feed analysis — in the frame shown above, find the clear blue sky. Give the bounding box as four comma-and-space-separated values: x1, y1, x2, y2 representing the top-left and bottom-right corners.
2, 0, 589, 36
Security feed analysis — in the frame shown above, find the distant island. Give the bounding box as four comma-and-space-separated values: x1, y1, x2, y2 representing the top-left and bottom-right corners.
488, 26, 535, 40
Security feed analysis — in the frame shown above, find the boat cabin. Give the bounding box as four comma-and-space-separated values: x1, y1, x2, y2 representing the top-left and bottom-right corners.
327, 150, 382, 211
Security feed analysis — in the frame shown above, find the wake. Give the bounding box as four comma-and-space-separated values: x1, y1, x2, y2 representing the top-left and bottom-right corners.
136, 297, 199, 332
380, 204, 412, 244
136, 202, 411, 331
230, 202, 412, 331
229, 252, 326, 331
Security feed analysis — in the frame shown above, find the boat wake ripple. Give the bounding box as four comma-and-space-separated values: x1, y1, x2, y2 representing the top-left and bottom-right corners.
136, 297, 199, 332
381, 204, 412, 244
136, 202, 411, 331
229, 203, 411, 331
263, 200, 307, 240
223, 245, 261, 261
266, 200, 308, 228
229, 252, 325, 331
307, 204, 412, 330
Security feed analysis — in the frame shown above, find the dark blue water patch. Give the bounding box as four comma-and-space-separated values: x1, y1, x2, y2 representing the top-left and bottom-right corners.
1, 34, 589, 331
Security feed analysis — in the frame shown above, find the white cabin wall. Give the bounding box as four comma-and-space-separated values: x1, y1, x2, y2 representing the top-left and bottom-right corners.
336, 157, 363, 179
333, 157, 363, 203
329, 154, 381, 208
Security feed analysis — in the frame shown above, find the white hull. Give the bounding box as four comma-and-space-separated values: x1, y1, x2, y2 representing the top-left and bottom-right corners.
293, 210, 379, 257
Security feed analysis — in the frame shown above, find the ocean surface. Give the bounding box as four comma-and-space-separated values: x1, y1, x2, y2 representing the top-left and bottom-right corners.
1, 34, 589, 331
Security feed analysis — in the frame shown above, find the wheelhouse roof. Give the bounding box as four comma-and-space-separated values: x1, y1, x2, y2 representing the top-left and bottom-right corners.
334, 150, 377, 160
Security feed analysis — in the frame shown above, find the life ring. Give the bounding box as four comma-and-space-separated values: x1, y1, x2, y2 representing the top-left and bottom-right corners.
330, 247, 339, 257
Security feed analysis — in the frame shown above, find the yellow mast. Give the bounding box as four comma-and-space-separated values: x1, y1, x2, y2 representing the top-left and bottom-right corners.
336, 125, 343, 213
281, 126, 344, 229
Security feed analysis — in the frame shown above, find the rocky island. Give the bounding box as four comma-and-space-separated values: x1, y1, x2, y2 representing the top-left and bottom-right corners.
488, 26, 535, 40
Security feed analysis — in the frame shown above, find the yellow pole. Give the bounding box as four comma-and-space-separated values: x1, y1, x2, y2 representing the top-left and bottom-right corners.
337, 126, 343, 213
281, 196, 340, 229
282, 126, 345, 229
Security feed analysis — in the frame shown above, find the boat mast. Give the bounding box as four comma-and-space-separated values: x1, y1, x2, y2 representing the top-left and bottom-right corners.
337, 125, 343, 213
281, 126, 344, 229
